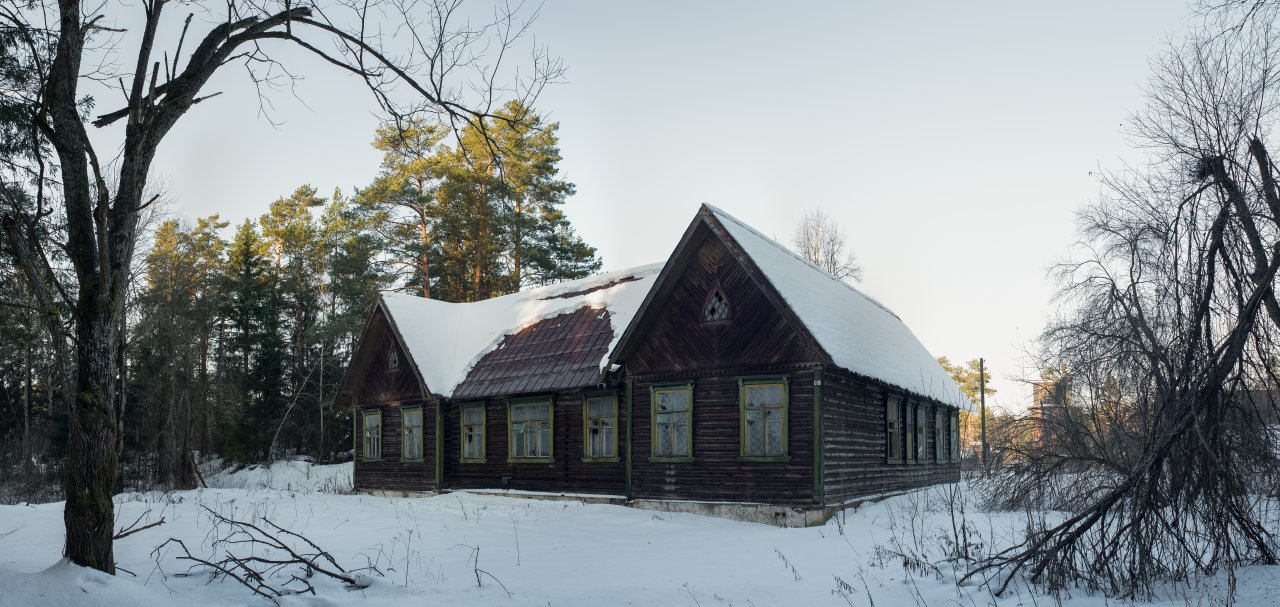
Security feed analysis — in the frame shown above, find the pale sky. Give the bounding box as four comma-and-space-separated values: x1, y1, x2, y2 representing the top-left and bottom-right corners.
87, 1, 1197, 411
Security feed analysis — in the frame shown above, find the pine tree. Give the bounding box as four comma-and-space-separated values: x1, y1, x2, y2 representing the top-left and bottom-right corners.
221, 220, 283, 462
260, 186, 328, 456
359, 120, 448, 297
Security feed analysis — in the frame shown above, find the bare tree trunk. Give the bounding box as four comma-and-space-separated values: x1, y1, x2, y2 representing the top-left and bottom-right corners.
418, 210, 431, 299
318, 331, 325, 459
22, 346, 32, 474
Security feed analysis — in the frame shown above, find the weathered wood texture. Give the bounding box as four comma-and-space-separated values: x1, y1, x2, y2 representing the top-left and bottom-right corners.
345, 307, 437, 493
353, 401, 437, 492
630, 368, 816, 505
626, 232, 823, 374
442, 390, 627, 495
335, 306, 423, 408
622, 231, 825, 505
453, 306, 615, 400
820, 365, 960, 503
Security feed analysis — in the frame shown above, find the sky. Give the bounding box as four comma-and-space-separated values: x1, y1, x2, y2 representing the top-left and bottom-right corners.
86, 0, 1199, 411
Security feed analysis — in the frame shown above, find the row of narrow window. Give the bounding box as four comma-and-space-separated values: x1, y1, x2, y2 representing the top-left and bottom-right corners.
359, 378, 790, 462
885, 396, 960, 463
360, 396, 618, 462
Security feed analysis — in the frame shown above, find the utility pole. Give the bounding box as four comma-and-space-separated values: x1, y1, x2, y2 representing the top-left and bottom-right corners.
979, 358, 988, 466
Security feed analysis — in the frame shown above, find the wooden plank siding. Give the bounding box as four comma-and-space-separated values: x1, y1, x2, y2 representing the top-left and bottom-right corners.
622, 232, 824, 505
820, 366, 960, 503
625, 233, 823, 374
441, 390, 627, 495
629, 367, 816, 505
345, 306, 436, 493
353, 401, 437, 492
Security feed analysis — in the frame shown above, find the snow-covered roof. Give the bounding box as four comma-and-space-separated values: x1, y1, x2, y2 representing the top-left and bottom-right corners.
706, 205, 969, 408
381, 264, 663, 398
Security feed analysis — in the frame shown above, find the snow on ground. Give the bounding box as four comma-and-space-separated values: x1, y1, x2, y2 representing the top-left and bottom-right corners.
1, 462, 1277, 606
203, 458, 353, 494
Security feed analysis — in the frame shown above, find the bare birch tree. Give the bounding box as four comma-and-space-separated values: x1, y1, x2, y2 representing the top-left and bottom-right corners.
791, 208, 862, 282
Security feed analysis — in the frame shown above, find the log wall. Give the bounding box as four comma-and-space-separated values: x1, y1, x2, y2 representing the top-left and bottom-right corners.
629, 366, 816, 505
441, 390, 627, 495
820, 366, 960, 503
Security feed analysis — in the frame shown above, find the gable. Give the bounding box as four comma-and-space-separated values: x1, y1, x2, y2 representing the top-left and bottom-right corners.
452, 306, 616, 399
707, 206, 969, 407
334, 304, 427, 407
625, 227, 825, 375
612, 205, 968, 408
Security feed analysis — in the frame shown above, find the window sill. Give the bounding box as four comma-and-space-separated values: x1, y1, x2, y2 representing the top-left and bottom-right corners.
361, 457, 382, 462
648, 456, 694, 463
507, 457, 555, 464
460, 458, 487, 464
887, 458, 903, 465
399, 458, 425, 463
581, 456, 621, 463
737, 455, 791, 463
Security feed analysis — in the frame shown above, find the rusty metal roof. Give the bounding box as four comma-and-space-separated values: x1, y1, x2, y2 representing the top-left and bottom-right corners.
451, 306, 615, 399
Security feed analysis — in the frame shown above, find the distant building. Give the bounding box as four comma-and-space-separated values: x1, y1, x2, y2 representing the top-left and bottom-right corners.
1030, 379, 1067, 449
334, 205, 966, 524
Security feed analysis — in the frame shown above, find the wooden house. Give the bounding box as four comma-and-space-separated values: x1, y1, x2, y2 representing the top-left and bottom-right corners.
334, 205, 965, 524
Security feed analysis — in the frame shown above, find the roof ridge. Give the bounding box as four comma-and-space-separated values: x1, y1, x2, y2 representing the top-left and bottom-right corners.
379, 262, 664, 306
702, 204, 901, 322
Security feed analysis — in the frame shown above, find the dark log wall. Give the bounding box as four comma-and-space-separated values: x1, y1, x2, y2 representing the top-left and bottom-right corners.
353, 401, 437, 492
624, 233, 824, 505
627, 234, 823, 373
630, 368, 816, 505
349, 308, 436, 492
442, 390, 627, 495
820, 366, 960, 503
340, 307, 422, 407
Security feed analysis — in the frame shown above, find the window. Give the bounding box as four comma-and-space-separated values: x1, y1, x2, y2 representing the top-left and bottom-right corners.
584, 395, 618, 460
740, 378, 788, 459
461, 403, 485, 462
703, 285, 730, 322
401, 406, 423, 461
652, 384, 693, 460
905, 401, 916, 463
934, 406, 945, 462
362, 410, 382, 461
886, 395, 902, 463
509, 399, 553, 461
387, 346, 399, 371
950, 409, 961, 463
915, 402, 928, 462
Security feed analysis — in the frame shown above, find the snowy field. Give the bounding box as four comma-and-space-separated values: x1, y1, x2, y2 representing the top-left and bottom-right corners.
1, 462, 1276, 606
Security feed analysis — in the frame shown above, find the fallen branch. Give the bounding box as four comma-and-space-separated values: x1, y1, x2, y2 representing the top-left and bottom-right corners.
114, 509, 166, 540
150, 505, 371, 605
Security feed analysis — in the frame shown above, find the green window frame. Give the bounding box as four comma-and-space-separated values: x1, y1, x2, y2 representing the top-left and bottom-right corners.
934, 405, 945, 462
583, 394, 619, 461
460, 403, 486, 463
650, 383, 693, 462
508, 398, 553, 463
739, 376, 789, 462
950, 408, 961, 463
915, 402, 929, 462
886, 395, 903, 464
362, 409, 382, 461
401, 406, 424, 461
905, 400, 916, 463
